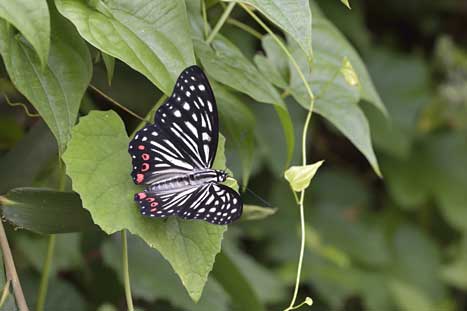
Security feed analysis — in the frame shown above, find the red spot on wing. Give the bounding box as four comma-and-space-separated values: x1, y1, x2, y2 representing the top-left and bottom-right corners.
137, 192, 147, 200
141, 163, 150, 172
150, 202, 158, 208
142, 153, 150, 160
136, 174, 144, 184
138, 145, 145, 150
146, 197, 155, 202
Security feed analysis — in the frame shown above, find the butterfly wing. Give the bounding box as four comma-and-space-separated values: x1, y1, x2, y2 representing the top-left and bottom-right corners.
128, 65, 219, 184
134, 183, 242, 225
129, 123, 194, 185
178, 183, 243, 225
154, 65, 219, 169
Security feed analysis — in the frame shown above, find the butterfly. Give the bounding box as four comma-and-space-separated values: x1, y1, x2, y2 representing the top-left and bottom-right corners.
128, 65, 243, 225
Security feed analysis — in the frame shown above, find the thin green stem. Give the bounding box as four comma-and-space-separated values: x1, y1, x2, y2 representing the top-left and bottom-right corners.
201, 0, 209, 39
2, 93, 40, 117
206, 2, 236, 44
36, 235, 55, 311
240, 4, 316, 310
89, 84, 151, 123
36, 161, 66, 311
240, 3, 314, 111
121, 230, 134, 311
226, 18, 263, 40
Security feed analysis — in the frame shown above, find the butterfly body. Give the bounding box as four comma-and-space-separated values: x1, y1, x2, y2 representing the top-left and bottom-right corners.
148, 169, 227, 194
129, 65, 243, 225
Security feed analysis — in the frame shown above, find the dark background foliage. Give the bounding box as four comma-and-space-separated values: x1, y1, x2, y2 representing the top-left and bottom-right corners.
1, 0, 467, 310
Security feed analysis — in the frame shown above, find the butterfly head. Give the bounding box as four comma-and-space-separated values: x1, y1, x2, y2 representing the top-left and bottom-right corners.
215, 169, 228, 183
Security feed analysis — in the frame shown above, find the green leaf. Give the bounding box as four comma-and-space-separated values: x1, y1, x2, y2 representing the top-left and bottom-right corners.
0, 122, 57, 194
102, 234, 231, 310
388, 280, 432, 311
212, 82, 255, 186
0, 188, 94, 234
212, 251, 264, 311
311, 2, 386, 114
0, 8, 92, 153
56, 0, 195, 95
284, 161, 324, 192
288, 31, 381, 176
340, 0, 351, 9
255, 35, 289, 89
341, 57, 359, 86
195, 36, 295, 167
242, 205, 277, 221
0, 0, 50, 67
16, 233, 83, 273
226, 0, 313, 62
101, 52, 115, 86
63, 110, 227, 301
365, 48, 431, 158
222, 240, 286, 304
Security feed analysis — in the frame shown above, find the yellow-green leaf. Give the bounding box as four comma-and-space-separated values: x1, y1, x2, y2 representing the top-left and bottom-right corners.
341, 57, 359, 86
284, 161, 324, 192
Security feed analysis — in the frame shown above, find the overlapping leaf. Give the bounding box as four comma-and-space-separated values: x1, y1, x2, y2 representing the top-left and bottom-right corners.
56, 0, 195, 94
63, 110, 227, 301
195, 36, 295, 167
0, 0, 50, 67
0, 8, 92, 153
226, 0, 313, 62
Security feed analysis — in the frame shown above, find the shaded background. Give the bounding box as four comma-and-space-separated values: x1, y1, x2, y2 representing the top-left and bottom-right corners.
1, 0, 467, 310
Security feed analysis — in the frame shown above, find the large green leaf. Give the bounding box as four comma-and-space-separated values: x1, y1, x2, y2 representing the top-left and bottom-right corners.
63, 110, 227, 301
0, 8, 92, 153
56, 0, 195, 94
310, 2, 386, 114
0, 0, 50, 67
195, 36, 295, 167
102, 234, 230, 310
287, 27, 381, 175
226, 0, 313, 62
0, 188, 94, 234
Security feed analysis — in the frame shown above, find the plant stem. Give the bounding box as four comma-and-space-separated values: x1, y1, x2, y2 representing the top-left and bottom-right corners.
201, 0, 209, 39
121, 230, 134, 311
0, 221, 29, 311
240, 4, 316, 310
36, 161, 66, 311
226, 18, 263, 40
35, 235, 55, 311
206, 2, 236, 44
89, 84, 151, 123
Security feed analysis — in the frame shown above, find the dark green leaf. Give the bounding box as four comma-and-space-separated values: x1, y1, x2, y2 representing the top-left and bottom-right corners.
101, 52, 115, 86
212, 82, 255, 186
0, 121, 57, 194
241, 205, 277, 221
0, 188, 94, 234
212, 251, 264, 311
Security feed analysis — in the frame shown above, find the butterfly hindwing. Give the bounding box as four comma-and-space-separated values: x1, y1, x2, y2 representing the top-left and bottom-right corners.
178, 183, 243, 225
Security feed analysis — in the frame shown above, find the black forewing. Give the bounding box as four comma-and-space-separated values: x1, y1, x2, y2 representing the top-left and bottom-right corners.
154, 65, 219, 169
